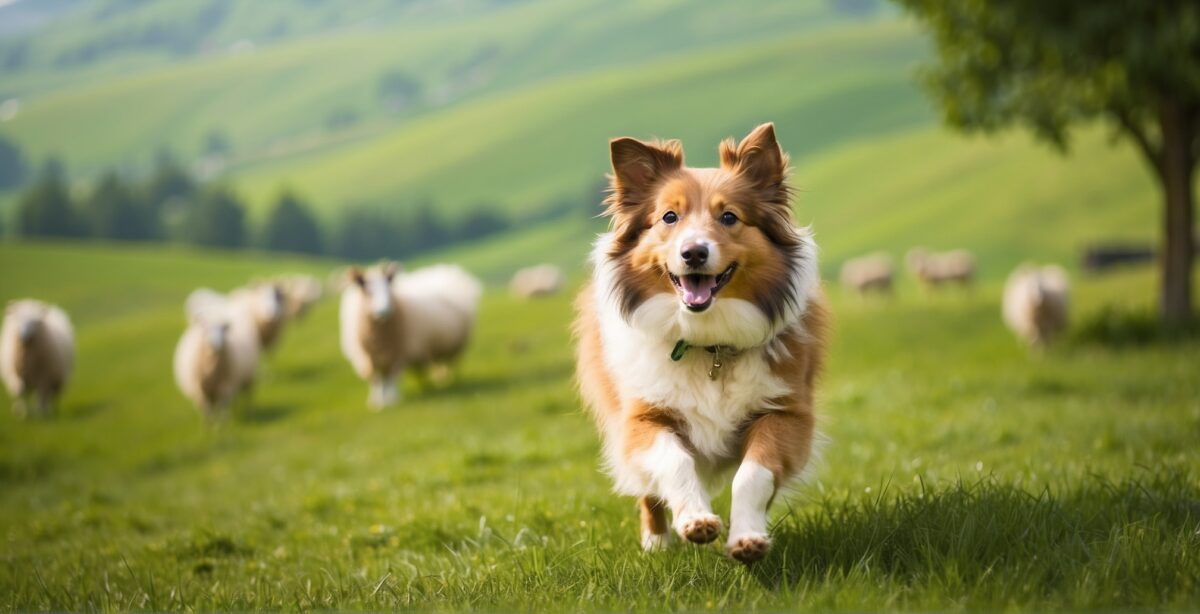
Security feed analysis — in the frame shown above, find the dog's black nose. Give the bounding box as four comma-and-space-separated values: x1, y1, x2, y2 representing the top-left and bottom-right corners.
681, 243, 708, 266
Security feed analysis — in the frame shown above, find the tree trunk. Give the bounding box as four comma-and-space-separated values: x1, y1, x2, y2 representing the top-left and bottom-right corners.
1158, 99, 1195, 325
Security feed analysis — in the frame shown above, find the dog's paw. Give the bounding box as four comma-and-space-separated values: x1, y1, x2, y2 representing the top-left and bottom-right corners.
676, 513, 723, 544
641, 530, 670, 551
727, 532, 771, 563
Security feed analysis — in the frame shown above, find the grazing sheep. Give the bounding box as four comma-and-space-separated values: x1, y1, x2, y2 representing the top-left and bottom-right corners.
839, 252, 894, 296
231, 281, 287, 352
906, 247, 976, 289
173, 289, 261, 419
340, 262, 482, 409
1, 299, 74, 418
277, 274, 324, 321
1003, 263, 1070, 347
510, 264, 565, 299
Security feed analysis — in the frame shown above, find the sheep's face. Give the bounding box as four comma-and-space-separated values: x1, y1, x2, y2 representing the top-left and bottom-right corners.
205, 321, 230, 351
351, 263, 399, 322
17, 317, 42, 345
6, 303, 46, 346
255, 284, 285, 322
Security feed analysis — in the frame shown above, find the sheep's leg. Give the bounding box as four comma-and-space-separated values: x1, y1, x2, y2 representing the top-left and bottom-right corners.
383, 370, 402, 406
35, 389, 51, 418
367, 376, 384, 411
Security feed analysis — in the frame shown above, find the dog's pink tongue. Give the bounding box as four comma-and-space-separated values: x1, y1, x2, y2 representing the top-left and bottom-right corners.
681, 275, 717, 306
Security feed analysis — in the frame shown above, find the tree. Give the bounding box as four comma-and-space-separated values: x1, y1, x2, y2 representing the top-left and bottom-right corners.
457, 206, 509, 241
377, 69, 422, 111
180, 186, 247, 248
84, 171, 155, 241
144, 152, 196, 240
262, 190, 323, 255
335, 207, 402, 261
893, 0, 1200, 324
15, 158, 83, 238
0, 134, 28, 190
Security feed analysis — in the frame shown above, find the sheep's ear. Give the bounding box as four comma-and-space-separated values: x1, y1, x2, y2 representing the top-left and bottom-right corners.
349, 267, 366, 288
719, 123, 787, 191
382, 261, 400, 281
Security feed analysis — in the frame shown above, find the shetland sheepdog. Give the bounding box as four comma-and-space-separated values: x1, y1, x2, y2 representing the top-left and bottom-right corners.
574, 123, 828, 563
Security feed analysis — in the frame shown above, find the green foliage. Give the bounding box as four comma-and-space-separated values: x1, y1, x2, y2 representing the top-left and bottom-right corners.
179, 185, 247, 248
0, 133, 29, 190
376, 69, 422, 112
891, 0, 1200, 150
14, 158, 83, 238
261, 191, 323, 255
0, 242, 1197, 610
144, 153, 197, 240
83, 170, 157, 241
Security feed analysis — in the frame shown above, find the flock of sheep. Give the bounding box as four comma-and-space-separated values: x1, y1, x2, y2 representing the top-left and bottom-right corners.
840, 247, 1070, 347
1, 264, 484, 420
1, 251, 1067, 420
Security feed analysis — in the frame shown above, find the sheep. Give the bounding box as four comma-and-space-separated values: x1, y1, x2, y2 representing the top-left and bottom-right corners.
1, 299, 74, 418
906, 247, 976, 289
173, 289, 261, 420
1003, 263, 1070, 347
230, 281, 287, 352
340, 262, 482, 410
839, 252, 894, 296
277, 274, 324, 321
510, 264, 565, 299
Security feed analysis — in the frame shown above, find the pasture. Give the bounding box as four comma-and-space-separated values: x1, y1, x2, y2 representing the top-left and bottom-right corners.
1, 241, 1197, 611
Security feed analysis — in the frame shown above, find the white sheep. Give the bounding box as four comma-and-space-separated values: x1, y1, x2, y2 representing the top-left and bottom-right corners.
173, 289, 261, 419
277, 274, 324, 321
839, 252, 894, 296
1003, 263, 1070, 347
340, 262, 482, 409
231, 281, 287, 352
906, 247, 976, 289
510, 264, 565, 299
1, 299, 74, 418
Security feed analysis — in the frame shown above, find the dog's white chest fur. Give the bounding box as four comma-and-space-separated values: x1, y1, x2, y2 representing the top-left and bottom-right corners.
598, 311, 791, 461
590, 232, 818, 468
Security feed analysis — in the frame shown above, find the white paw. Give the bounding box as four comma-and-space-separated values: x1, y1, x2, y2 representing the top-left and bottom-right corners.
641, 530, 670, 551
674, 512, 723, 544
726, 531, 771, 563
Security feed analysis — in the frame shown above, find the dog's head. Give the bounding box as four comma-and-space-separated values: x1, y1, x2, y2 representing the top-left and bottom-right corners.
602, 123, 808, 331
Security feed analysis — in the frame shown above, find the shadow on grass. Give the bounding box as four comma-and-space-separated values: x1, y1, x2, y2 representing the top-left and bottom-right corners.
236, 403, 292, 424
751, 471, 1200, 602
416, 362, 573, 400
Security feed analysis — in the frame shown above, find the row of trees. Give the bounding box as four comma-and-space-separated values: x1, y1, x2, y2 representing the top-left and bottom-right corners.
8, 157, 513, 260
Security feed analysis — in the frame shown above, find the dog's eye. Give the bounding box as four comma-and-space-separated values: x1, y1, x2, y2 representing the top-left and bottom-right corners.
720, 211, 738, 226
662, 211, 678, 225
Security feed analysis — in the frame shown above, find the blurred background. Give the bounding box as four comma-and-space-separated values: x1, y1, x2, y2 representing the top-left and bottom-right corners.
0, 0, 1175, 278
0, 1, 1196, 611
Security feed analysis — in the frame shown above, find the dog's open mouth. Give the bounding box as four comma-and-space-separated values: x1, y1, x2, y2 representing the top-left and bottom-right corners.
668, 263, 737, 312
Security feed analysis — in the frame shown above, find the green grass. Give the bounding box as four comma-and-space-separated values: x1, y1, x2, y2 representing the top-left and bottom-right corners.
0, 241, 1196, 611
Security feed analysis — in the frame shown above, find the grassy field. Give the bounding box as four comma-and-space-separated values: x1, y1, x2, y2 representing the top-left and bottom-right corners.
0, 241, 1197, 611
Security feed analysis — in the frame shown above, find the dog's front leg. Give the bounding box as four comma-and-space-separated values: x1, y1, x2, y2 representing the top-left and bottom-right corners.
625, 406, 722, 546
728, 408, 815, 563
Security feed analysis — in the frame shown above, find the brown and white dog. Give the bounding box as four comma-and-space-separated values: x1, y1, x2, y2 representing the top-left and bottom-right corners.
574, 123, 828, 563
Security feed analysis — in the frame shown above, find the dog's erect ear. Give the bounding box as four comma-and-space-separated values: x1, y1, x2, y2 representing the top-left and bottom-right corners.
349, 267, 366, 288
720, 123, 787, 190
604, 138, 683, 242
609, 137, 683, 190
